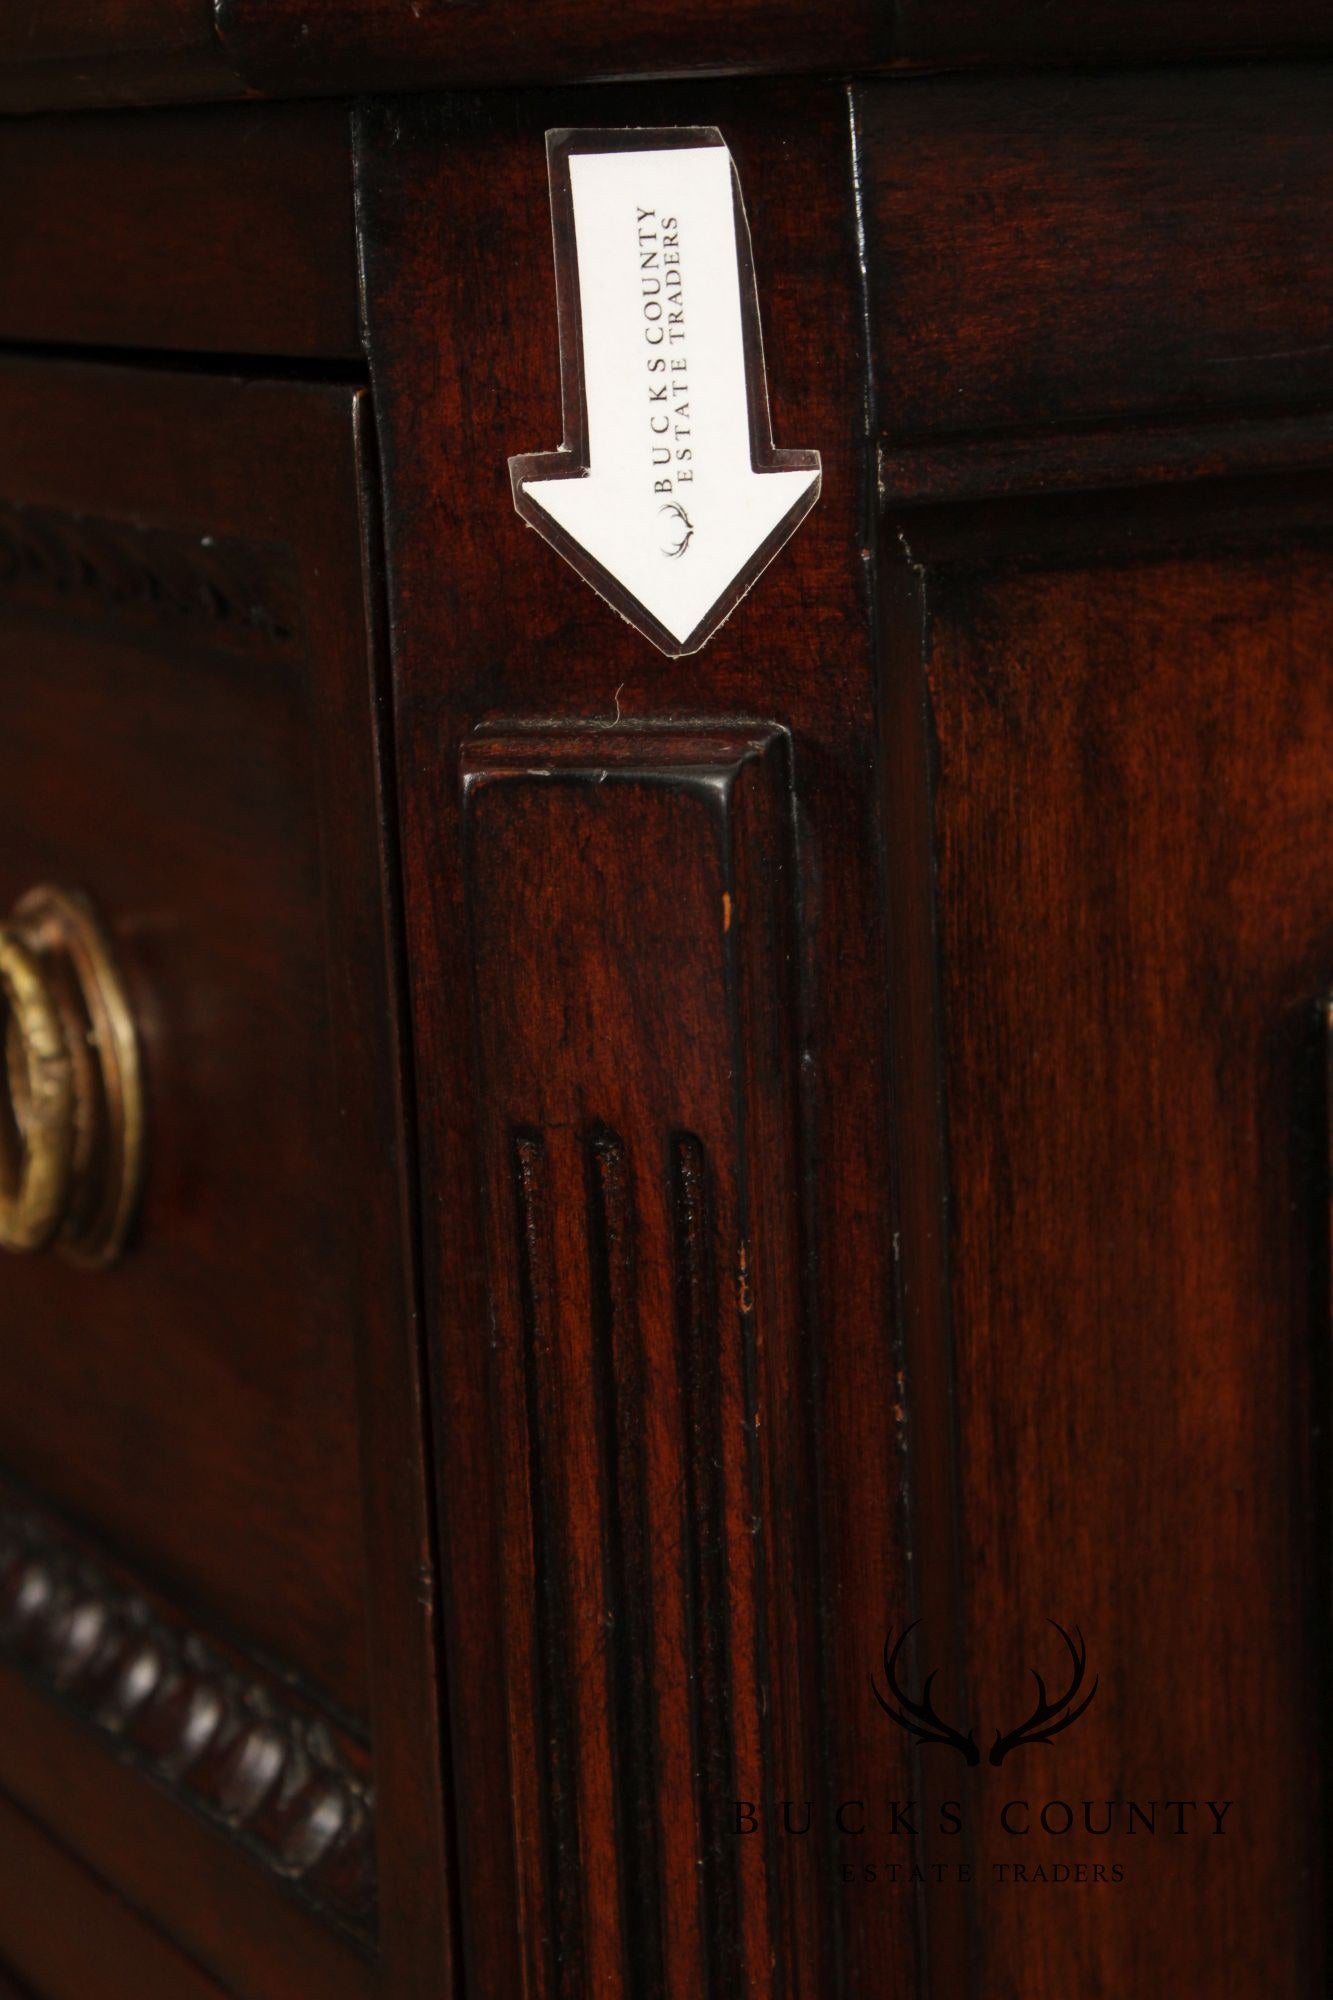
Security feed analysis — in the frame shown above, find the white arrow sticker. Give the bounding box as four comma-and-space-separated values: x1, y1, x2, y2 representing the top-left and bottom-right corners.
510, 128, 821, 658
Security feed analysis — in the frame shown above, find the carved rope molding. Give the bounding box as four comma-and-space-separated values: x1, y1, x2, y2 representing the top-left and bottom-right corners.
0, 1496, 376, 1935
0, 499, 301, 654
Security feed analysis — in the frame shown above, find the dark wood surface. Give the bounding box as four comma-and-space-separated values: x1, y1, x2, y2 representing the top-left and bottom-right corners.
858, 65, 1333, 446
218, 0, 889, 97
355, 79, 914, 2000
0, 360, 371, 1720
0, 1788, 228, 1999
2, 0, 1331, 112
355, 63, 1333, 2000
0, 1489, 376, 1932
878, 408, 1333, 508
0, 358, 453, 1996
879, 479, 1333, 1999
0, 104, 361, 359
0, 0, 238, 113
0, 364, 365, 1722
0, 33, 1329, 2000
0, 1667, 372, 1999
462, 724, 822, 1997
222, 0, 1333, 95
863, 68, 1333, 2000
892, 0, 1333, 62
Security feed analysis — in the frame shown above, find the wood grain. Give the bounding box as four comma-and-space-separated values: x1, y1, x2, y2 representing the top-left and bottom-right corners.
218, 0, 889, 96
463, 724, 819, 1997
0, 35, 1326, 2000
0, 1667, 371, 2000
880, 478, 1333, 1999
4, 0, 1330, 111
224, 0, 1333, 93
355, 80, 914, 2000
0, 104, 361, 360
0, 358, 453, 1997
879, 410, 1333, 507
0, 362, 368, 1721
0, 1787, 228, 2000
0, 1491, 375, 1931
0, 0, 240, 113
857, 66, 1333, 443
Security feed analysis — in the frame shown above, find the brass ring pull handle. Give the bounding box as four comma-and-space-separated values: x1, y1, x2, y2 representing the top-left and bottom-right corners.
0, 887, 144, 1265
0, 926, 73, 1251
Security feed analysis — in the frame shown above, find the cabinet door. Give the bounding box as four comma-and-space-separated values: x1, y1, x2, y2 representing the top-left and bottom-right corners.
880, 477, 1333, 1998
0, 358, 450, 1999
859, 65, 1333, 1996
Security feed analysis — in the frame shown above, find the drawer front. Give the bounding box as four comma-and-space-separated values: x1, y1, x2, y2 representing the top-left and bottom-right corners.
0, 360, 450, 1998
0, 103, 361, 360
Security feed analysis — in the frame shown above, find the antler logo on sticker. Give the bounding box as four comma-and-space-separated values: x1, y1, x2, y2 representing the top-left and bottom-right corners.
510, 127, 821, 658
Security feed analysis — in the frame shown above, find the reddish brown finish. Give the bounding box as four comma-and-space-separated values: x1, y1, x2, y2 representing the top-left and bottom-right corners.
355, 81, 913, 2000
462, 724, 820, 1997
0, 1787, 228, 1999
861, 75, 1333, 2000
879, 480, 1333, 1999
0, 0, 239, 112
0, 1668, 370, 1999
0, 0, 208, 59
0, 357, 452, 1997
219, 0, 1333, 97
893, 0, 1333, 62
879, 409, 1333, 507
0, 361, 369, 1718
217, 0, 888, 97
0, 104, 360, 359
0, 1491, 376, 1933
4, 0, 1331, 113
0, 31, 1329, 2000
857, 66, 1333, 444
357, 61, 1333, 2000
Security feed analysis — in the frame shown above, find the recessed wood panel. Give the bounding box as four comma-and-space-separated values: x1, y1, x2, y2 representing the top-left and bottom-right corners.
463, 723, 818, 1998
881, 480, 1333, 1998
